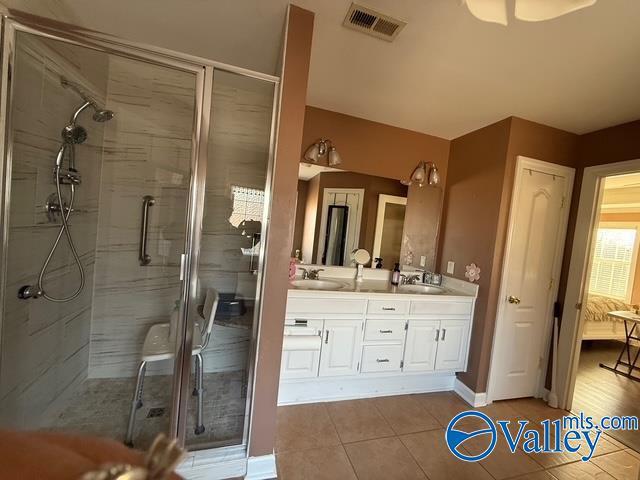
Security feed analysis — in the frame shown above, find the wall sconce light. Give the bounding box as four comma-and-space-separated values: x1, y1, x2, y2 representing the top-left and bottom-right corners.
401, 161, 440, 187
304, 138, 342, 167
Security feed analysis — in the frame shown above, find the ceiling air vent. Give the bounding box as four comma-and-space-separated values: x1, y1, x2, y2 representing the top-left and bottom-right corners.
343, 3, 407, 42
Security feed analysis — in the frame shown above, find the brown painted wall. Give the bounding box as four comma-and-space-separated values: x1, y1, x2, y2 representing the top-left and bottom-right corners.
438, 116, 580, 393
249, 5, 313, 457
578, 120, 640, 168
557, 120, 640, 309
301, 106, 450, 182
292, 179, 309, 257
438, 118, 512, 392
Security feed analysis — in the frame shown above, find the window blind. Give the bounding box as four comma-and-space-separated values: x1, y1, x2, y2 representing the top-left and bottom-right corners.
588, 227, 637, 300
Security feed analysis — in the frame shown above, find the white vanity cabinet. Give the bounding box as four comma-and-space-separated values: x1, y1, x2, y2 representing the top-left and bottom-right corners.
434, 319, 470, 371
402, 320, 439, 372
403, 319, 470, 372
279, 290, 476, 405
318, 319, 363, 377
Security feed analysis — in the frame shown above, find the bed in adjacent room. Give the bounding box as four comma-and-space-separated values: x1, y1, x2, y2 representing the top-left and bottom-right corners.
582, 294, 638, 341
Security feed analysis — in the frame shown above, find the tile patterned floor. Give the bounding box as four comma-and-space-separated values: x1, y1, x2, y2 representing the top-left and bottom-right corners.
276, 392, 640, 480
48, 370, 246, 450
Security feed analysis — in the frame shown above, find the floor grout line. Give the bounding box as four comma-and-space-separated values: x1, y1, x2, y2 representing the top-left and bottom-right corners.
276, 395, 640, 480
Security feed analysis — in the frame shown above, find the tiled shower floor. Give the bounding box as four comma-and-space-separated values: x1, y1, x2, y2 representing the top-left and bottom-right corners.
48, 370, 247, 450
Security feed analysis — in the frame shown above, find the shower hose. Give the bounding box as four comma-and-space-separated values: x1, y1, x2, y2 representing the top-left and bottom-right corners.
37, 145, 85, 302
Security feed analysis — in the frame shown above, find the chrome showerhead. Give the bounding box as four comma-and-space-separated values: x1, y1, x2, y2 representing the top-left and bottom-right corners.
61, 124, 88, 144
92, 109, 114, 122
61, 77, 114, 124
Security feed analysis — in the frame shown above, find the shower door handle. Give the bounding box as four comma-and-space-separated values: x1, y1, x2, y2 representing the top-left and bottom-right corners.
139, 195, 155, 266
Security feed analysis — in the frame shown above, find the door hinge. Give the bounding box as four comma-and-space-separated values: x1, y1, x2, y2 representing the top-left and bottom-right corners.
356, 361, 360, 371
400, 360, 404, 369
548, 278, 554, 291
404, 321, 408, 331
561, 196, 566, 209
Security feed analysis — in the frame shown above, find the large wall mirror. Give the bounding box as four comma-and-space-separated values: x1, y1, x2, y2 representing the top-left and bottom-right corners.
292, 163, 410, 269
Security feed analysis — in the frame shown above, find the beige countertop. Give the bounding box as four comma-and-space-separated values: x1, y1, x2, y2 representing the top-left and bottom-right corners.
287, 277, 476, 300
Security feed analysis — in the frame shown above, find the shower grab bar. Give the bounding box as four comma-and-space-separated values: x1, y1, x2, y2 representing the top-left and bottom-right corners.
139, 195, 155, 266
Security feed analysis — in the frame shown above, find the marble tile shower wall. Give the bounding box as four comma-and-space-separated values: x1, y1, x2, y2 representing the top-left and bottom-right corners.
89, 70, 274, 378
0, 37, 108, 428
196, 75, 274, 374
88, 56, 196, 378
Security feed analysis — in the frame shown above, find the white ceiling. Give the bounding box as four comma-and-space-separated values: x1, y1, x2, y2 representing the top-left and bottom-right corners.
3, 0, 640, 139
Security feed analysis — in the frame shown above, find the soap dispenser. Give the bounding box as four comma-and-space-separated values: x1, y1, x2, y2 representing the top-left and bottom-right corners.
391, 263, 401, 286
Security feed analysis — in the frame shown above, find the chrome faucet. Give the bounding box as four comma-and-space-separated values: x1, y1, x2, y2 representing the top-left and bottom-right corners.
401, 273, 423, 285
300, 268, 324, 280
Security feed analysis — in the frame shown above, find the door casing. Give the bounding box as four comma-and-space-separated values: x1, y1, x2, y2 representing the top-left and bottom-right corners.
558, 157, 640, 411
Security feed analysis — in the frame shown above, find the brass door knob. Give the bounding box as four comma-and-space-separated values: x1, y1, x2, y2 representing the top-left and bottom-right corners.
508, 295, 521, 304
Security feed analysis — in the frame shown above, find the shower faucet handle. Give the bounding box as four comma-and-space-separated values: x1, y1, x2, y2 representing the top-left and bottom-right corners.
55, 168, 82, 185
17, 285, 42, 300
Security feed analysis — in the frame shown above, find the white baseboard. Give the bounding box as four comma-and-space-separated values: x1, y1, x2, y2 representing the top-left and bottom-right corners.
245, 453, 277, 480
454, 378, 488, 407
278, 372, 456, 405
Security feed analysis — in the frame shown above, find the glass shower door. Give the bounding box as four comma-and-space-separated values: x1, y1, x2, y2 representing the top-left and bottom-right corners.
0, 26, 201, 450
184, 70, 276, 449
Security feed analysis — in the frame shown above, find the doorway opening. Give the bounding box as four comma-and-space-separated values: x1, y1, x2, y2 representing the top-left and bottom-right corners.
568, 172, 640, 451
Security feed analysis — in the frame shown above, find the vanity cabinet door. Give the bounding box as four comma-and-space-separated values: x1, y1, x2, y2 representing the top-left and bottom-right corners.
402, 320, 439, 372
319, 320, 363, 377
280, 349, 321, 380
434, 320, 469, 371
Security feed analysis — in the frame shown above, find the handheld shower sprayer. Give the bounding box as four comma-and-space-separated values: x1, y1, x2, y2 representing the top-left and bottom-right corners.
18, 77, 114, 302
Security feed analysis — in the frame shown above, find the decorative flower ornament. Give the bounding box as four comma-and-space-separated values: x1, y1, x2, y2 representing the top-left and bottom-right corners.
465, 263, 481, 283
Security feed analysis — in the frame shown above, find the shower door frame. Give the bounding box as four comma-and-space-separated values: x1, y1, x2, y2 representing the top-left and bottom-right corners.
0, 14, 280, 451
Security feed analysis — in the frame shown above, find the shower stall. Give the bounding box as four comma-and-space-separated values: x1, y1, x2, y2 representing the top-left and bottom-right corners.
0, 13, 279, 458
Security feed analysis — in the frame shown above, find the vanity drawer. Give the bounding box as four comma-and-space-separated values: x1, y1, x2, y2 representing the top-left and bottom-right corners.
360, 344, 403, 373
367, 299, 409, 315
287, 297, 366, 315
364, 319, 406, 342
410, 300, 472, 316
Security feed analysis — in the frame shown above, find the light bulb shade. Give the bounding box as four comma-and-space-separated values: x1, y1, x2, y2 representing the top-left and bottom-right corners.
464, 0, 597, 25
428, 166, 440, 186
328, 146, 342, 166
515, 0, 597, 21
304, 143, 320, 162
464, 0, 507, 25
410, 163, 426, 183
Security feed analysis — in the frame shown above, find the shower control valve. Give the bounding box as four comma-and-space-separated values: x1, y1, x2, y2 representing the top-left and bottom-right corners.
17, 285, 43, 300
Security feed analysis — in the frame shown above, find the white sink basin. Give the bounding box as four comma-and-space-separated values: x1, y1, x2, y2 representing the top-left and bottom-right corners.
290, 279, 344, 291
397, 284, 445, 295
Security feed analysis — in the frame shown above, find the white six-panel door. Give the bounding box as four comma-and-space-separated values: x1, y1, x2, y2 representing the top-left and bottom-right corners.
489, 158, 574, 401
319, 320, 363, 376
